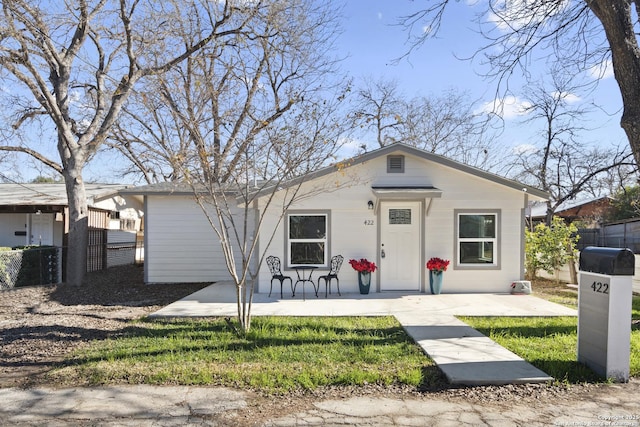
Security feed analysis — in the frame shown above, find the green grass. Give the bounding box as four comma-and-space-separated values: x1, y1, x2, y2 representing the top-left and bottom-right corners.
533, 277, 640, 320
51, 316, 439, 393
461, 316, 640, 383
458, 279, 640, 384
633, 296, 640, 320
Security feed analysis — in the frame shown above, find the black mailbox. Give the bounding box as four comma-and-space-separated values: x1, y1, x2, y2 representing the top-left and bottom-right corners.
579, 246, 635, 276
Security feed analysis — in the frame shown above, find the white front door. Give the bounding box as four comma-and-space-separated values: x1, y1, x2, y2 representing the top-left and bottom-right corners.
379, 201, 421, 291
30, 213, 54, 246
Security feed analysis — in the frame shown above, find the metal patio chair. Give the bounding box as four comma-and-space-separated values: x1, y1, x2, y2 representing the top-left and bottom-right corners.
317, 255, 344, 298
266, 255, 293, 298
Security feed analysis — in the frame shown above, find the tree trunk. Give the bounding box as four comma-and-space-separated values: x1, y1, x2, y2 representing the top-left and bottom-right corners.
63, 170, 89, 287
568, 254, 578, 285
567, 241, 578, 285
545, 201, 554, 227
588, 0, 640, 166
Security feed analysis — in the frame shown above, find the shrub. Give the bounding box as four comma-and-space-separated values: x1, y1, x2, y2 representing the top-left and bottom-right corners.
525, 217, 579, 281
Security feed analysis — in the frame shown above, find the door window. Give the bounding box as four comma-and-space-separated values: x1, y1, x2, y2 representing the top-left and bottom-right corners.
389, 208, 411, 224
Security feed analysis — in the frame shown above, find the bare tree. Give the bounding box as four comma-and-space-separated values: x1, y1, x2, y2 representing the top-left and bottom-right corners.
509, 72, 635, 225
106, 86, 191, 183
350, 78, 405, 148
350, 77, 499, 170
0, 0, 261, 285
399, 1, 640, 170
405, 89, 498, 169
108, 0, 349, 331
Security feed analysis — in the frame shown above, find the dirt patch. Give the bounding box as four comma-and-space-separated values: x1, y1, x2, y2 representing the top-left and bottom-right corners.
0, 264, 209, 388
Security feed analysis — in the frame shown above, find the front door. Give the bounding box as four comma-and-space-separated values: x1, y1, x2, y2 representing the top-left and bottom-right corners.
30, 213, 54, 246
379, 201, 421, 291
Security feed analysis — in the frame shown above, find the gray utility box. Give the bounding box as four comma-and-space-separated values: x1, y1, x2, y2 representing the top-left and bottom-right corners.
577, 246, 635, 382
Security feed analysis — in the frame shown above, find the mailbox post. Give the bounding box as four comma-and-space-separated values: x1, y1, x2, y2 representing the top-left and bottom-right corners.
577, 246, 635, 382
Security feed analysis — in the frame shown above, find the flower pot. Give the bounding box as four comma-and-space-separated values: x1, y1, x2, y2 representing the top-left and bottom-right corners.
429, 270, 443, 295
358, 271, 371, 294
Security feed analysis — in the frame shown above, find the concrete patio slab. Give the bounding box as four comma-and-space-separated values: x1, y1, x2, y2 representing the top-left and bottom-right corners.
151, 282, 578, 318
150, 282, 576, 385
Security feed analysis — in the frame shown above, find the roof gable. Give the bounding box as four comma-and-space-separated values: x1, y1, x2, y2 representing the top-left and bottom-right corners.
293, 143, 548, 199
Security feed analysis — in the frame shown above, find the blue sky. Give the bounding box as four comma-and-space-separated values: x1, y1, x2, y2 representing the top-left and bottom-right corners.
13, 1, 630, 183
339, 1, 484, 95
335, 0, 627, 157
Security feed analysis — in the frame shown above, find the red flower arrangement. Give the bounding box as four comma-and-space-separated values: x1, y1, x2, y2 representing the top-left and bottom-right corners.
426, 257, 450, 274
349, 258, 378, 273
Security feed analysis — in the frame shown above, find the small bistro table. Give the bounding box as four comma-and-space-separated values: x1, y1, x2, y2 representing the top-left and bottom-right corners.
291, 266, 318, 300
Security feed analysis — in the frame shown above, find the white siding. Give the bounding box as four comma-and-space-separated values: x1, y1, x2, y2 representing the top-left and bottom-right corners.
257, 152, 529, 294
0, 213, 64, 248
145, 195, 256, 284
421, 160, 526, 293
143, 148, 534, 293
0, 214, 28, 248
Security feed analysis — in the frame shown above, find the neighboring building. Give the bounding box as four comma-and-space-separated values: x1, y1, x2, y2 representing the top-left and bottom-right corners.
0, 183, 144, 271
121, 143, 548, 294
526, 197, 614, 228
554, 197, 613, 227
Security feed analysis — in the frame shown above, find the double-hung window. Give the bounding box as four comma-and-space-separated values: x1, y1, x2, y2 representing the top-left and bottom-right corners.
286, 211, 329, 267
455, 210, 500, 268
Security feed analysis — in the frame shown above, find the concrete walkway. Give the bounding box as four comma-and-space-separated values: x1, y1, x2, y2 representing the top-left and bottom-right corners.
151, 283, 577, 385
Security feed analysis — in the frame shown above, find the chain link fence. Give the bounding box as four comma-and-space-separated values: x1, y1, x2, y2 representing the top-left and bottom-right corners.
106, 230, 142, 267
107, 242, 137, 267
0, 246, 62, 290
0, 236, 142, 290
0, 249, 23, 290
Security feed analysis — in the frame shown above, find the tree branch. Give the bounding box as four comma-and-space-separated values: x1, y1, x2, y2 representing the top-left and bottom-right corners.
0, 146, 62, 174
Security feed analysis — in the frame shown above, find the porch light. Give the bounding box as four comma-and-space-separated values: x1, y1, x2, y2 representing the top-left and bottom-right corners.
367, 200, 374, 210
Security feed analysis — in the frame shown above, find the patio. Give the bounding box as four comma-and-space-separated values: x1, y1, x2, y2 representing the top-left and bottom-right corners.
151, 283, 578, 385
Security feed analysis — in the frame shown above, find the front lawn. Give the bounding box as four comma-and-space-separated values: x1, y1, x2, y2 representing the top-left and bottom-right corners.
461, 316, 640, 383
48, 278, 640, 391
50, 316, 441, 393
461, 279, 640, 383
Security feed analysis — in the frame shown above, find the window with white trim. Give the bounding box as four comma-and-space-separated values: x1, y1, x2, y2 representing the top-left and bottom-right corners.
286, 212, 329, 267
456, 211, 499, 267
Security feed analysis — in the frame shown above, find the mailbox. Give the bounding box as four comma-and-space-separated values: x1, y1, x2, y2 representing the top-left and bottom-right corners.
579, 246, 635, 276
577, 246, 635, 382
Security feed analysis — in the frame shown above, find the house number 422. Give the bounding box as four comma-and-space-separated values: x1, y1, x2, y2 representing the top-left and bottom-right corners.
363, 220, 374, 226
591, 281, 609, 294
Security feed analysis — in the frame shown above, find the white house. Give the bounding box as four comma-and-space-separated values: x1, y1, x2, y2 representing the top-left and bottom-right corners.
122, 144, 548, 294
0, 183, 143, 249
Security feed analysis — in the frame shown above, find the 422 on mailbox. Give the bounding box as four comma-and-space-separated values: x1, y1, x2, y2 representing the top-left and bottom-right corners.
591, 280, 610, 294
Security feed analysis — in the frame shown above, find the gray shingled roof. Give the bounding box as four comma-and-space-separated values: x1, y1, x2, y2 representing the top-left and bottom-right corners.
0, 183, 133, 207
